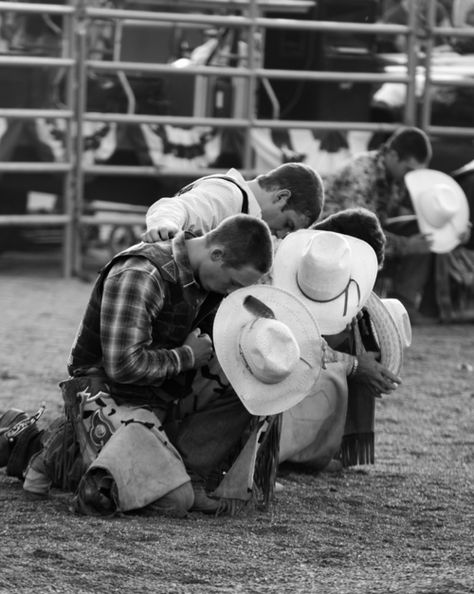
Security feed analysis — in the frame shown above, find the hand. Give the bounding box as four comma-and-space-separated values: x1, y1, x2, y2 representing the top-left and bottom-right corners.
459, 223, 472, 246
345, 310, 364, 332
352, 351, 402, 397
406, 233, 433, 255
141, 223, 180, 242
183, 328, 214, 368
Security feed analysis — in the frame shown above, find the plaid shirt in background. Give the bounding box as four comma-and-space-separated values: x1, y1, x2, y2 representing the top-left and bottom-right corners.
100, 235, 207, 386
322, 148, 415, 258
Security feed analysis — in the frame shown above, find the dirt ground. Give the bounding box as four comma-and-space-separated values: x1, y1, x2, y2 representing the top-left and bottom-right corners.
0, 251, 473, 594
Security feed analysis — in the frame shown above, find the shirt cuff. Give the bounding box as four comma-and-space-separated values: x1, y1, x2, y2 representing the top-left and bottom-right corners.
173, 345, 195, 372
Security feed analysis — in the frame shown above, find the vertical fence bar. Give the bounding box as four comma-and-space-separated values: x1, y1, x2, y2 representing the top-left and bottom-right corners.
404, 0, 419, 125
241, 0, 258, 172
420, 0, 436, 132
61, 3, 76, 278
73, 5, 88, 276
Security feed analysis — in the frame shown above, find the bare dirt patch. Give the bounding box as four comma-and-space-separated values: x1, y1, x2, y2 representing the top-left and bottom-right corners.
0, 254, 473, 594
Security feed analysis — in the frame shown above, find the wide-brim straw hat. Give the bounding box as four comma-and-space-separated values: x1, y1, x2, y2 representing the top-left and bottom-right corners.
213, 285, 323, 416
273, 230, 378, 335
363, 293, 412, 376
405, 169, 470, 254
381, 298, 412, 349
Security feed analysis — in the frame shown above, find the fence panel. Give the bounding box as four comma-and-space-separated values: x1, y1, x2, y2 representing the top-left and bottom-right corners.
3, 1, 473, 276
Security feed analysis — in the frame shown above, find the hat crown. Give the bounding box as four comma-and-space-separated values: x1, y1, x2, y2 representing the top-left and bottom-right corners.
297, 232, 352, 301
418, 184, 460, 228
239, 318, 300, 385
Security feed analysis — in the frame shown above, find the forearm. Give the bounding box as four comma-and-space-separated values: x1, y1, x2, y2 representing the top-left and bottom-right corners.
324, 341, 402, 395
145, 183, 242, 235
384, 230, 410, 258
104, 342, 194, 385
323, 341, 357, 377
101, 267, 195, 385
146, 197, 188, 232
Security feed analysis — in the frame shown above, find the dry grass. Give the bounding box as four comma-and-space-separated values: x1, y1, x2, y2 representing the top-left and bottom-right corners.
0, 252, 473, 594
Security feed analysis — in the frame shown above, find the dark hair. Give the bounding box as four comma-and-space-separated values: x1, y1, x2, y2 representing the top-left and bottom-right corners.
385, 126, 432, 163
256, 162, 325, 225
311, 207, 386, 266
206, 214, 273, 274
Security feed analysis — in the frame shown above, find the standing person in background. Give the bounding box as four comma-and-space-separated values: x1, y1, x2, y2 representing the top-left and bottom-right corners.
322, 126, 435, 323
141, 162, 325, 243
451, 2, 474, 53
377, 0, 452, 53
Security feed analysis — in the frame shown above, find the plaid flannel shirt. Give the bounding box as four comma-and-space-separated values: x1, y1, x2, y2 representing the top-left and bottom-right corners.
99, 234, 207, 386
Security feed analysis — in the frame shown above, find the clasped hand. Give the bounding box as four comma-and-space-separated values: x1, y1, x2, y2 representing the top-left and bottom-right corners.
354, 351, 402, 398
184, 328, 214, 368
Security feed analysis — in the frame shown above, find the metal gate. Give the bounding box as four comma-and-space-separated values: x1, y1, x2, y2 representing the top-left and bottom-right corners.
0, 0, 473, 276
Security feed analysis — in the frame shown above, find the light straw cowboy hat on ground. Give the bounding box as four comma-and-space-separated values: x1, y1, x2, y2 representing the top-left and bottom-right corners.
363, 292, 412, 376
213, 285, 323, 416
405, 169, 470, 254
272, 230, 378, 335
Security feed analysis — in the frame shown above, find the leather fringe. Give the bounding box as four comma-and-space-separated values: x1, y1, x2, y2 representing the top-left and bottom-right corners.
212, 414, 282, 516
253, 414, 282, 510
215, 497, 249, 517
339, 432, 374, 467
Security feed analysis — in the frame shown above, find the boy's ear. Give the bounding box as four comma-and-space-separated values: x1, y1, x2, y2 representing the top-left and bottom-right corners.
273, 188, 291, 205
387, 148, 400, 162
210, 246, 225, 261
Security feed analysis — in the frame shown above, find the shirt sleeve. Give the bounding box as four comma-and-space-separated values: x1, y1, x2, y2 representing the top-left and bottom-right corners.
323, 169, 373, 217
100, 264, 194, 385
384, 230, 412, 258
145, 178, 245, 235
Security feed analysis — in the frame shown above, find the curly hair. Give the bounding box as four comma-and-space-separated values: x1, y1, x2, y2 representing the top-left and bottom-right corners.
311, 207, 386, 267
385, 126, 432, 164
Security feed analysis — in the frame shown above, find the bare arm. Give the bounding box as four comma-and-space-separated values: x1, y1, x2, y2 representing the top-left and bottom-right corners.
323, 342, 401, 397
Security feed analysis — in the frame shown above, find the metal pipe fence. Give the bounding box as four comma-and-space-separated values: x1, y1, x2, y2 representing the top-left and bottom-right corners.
0, 1, 473, 276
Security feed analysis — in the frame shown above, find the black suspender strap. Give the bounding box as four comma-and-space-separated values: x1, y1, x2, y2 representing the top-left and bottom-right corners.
176, 175, 249, 214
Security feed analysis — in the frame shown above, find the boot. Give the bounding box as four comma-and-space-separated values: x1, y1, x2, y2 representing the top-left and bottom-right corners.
0, 409, 29, 467
0, 407, 45, 479
190, 480, 220, 514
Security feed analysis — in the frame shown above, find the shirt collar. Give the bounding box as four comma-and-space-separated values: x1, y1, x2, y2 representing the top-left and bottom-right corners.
226, 168, 261, 218
171, 231, 205, 294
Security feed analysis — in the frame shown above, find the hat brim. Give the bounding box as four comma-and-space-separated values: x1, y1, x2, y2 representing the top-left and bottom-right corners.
405, 169, 470, 254
363, 292, 404, 376
381, 298, 412, 348
213, 285, 322, 416
273, 230, 378, 335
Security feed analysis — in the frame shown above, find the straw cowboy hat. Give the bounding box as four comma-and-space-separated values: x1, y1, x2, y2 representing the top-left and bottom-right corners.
363, 293, 412, 376
273, 230, 378, 335
405, 169, 470, 254
381, 298, 412, 349
213, 285, 323, 416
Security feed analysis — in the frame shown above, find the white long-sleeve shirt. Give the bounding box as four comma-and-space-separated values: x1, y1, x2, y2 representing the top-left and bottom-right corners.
145, 168, 261, 236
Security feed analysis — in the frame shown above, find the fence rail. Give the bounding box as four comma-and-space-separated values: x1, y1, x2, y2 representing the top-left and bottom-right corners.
0, 0, 473, 276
